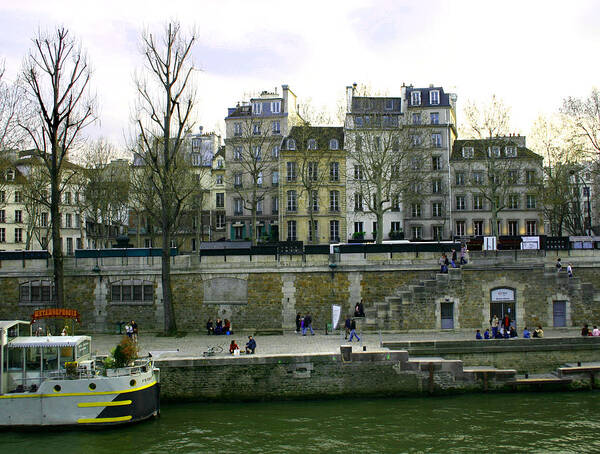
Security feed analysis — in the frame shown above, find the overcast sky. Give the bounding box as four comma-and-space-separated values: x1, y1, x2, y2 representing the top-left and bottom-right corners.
1, 0, 599, 149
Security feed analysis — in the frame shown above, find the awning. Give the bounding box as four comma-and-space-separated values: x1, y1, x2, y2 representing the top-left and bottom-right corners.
31, 308, 81, 323
8, 336, 90, 348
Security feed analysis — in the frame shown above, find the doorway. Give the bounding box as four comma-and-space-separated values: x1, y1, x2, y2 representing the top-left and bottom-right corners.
553, 301, 567, 327
441, 303, 454, 329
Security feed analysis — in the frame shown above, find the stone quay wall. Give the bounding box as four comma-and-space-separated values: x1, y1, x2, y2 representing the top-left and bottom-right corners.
1, 250, 599, 334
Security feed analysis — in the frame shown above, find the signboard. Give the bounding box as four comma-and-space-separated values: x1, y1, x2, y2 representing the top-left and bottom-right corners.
483, 236, 497, 251
31, 308, 81, 323
491, 288, 515, 302
521, 236, 540, 250
332, 305, 341, 330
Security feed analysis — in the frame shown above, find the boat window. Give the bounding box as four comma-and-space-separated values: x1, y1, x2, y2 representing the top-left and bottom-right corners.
43, 347, 59, 371
26, 348, 42, 371
60, 347, 75, 366
8, 348, 23, 370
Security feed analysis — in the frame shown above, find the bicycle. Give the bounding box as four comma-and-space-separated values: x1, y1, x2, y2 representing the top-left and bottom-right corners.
202, 345, 224, 357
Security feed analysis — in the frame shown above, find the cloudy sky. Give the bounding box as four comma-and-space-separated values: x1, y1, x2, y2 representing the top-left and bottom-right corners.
1, 0, 599, 149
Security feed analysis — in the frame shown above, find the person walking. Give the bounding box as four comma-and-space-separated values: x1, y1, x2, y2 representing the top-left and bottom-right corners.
460, 244, 467, 265
344, 316, 351, 339
295, 313, 301, 334
130, 320, 138, 342
302, 313, 315, 336
556, 257, 562, 272
491, 315, 499, 338
348, 318, 360, 342
567, 263, 573, 278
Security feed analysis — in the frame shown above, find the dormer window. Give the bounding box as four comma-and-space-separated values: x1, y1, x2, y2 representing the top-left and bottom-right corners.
462, 147, 474, 158
6, 169, 14, 181
252, 102, 262, 115
385, 99, 394, 110
307, 139, 317, 150
271, 101, 281, 114
217, 159, 223, 169
411, 91, 421, 106
505, 146, 517, 157
288, 139, 296, 150
329, 139, 339, 150
489, 146, 501, 158
430, 90, 440, 105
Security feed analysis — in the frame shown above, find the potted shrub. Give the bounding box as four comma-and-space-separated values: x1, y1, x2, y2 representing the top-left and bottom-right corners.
352, 231, 365, 240
389, 229, 404, 240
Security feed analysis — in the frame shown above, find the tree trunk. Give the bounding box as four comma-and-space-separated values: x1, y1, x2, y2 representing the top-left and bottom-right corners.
376, 210, 384, 243
50, 173, 64, 308
161, 220, 176, 335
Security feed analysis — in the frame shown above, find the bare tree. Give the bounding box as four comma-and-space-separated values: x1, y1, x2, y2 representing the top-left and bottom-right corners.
19, 28, 95, 308
561, 88, 600, 158
132, 23, 198, 334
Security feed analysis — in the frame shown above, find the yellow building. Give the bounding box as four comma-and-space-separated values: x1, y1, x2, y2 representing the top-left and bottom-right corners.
279, 126, 346, 244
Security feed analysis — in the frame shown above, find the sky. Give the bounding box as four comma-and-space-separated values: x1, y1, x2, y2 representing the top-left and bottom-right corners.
1, 0, 599, 150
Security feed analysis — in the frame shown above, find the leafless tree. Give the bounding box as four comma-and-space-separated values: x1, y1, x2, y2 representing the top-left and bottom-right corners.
19, 28, 95, 308
132, 22, 198, 334
561, 88, 600, 158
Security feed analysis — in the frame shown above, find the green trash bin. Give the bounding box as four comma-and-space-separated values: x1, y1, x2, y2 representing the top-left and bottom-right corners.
326, 323, 333, 335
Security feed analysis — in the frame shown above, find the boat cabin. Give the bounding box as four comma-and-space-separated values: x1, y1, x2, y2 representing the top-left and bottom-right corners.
0, 321, 91, 394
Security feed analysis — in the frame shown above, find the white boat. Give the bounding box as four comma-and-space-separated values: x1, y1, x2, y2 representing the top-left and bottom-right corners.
0, 320, 160, 428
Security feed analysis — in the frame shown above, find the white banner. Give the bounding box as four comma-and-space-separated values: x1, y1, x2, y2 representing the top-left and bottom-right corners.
332, 305, 341, 330
491, 288, 515, 301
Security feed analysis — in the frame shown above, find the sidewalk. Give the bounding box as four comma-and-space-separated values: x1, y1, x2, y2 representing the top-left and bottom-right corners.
90, 328, 582, 358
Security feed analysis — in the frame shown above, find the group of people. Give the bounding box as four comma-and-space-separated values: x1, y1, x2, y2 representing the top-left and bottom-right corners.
555, 258, 574, 278
295, 313, 315, 335
125, 320, 138, 342
439, 246, 468, 274
581, 324, 600, 336
354, 300, 365, 317
476, 314, 544, 339
206, 318, 232, 336
344, 316, 361, 342
228, 336, 257, 355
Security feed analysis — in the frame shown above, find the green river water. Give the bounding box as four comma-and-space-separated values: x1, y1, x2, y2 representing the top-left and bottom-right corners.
2, 391, 599, 453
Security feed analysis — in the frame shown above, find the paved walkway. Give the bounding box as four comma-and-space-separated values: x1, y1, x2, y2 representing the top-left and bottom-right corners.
90, 327, 583, 358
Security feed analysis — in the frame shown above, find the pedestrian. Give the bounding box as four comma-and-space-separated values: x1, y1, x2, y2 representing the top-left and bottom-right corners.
131, 320, 138, 342
439, 254, 448, 273
484, 328, 490, 339
229, 339, 240, 355
509, 326, 518, 338
556, 257, 562, 272
523, 326, 531, 338
476, 329, 482, 340
302, 313, 315, 336
451, 249, 457, 268
502, 314, 510, 332
460, 244, 467, 265
245, 335, 256, 354
300, 315, 305, 334
344, 316, 351, 339
295, 312, 301, 334
348, 318, 360, 342
206, 318, 214, 335
581, 324, 591, 336
533, 325, 544, 338
125, 322, 133, 339
592, 326, 600, 336
567, 263, 573, 278
491, 315, 499, 338
358, 300, 365, 317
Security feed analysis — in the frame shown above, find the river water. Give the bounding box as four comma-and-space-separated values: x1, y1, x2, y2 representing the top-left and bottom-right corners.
3, 392, 599, 453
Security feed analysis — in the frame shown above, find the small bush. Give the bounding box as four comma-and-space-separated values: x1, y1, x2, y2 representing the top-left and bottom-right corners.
112, 336, 139, 368
65, 361, 78, 376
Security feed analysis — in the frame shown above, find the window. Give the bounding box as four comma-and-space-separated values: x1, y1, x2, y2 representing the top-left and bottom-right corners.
6, 169, 14, 181
234, 198, 243, 215
411, 203, 421, 218
75, 214, 80, 228
0, 191, 4, 203
20, 280, 54, 304
272, 121, 280, 134
234, 173, 243, 187
307, 139, 317, 150
456, 196, 465, 211
432, 202, 443, 217
15, 210, 22, 223
431, 133, 442, 148
412, 135, 422, 147
216, 193, 224, 208
111, 279, 154, 303
473, 171, 484, 185
391, 195, 401, 211
526, 220, 537, 235
234, 122, 242, 136
216, 214, 225, 229
287, 190, 297, 212
65, 213, 72, 228
330, 162, 339, 181
354, 193, 363, 211
254, 146, 261, 160
432, 225, 443, 240
354, 221, 364, 234
462, 147, 474, 158
15, 228, 22, 243
288, 139, 296, 150
252, 102, 262, 115
455, 221, 465, 236
411, 91, 421, 106
256, 200, 263, 214
252, 123, 261, 135
233, 226, 244, 240
234, 146, 242, 160
287, 162, 297, 182
354, 116, 363, 127
385, 99, 394, 110
508, 220, 519, 236
411, 226, 422, 239
391, 221, 402, 233
14, 191, 22, 203
583, 187, 590, 197
412, 113, 421, 125
66, 237, 73, 255
0, 228, 4, 243
310, 190, 319, 212
473, 195, 483, 210
0, 210, 4, 223
505, 146, 517, 157
330, 220, 340, 242
354, 165, 364, 180
216, 174, 223, 185
430, 112, 439, 125
272, 171, 279, 186
391, 165, 400, 179
471, 220, 482, 236
272, 196, 279, 214
431, 179, 442, 194
308, 162, 318, 181
526, 195, 536, 209
508, 194, 519, 209
330, 191, 339, 212
329, 139, 339, 150
507, 170, 518, 184
430, 90, 440, 105
308, 220, 318, 242
455, 172, 465, 186
489, 146, 501, 157
526, 170, 536, 184
432, 156, 442, 170
272, 145, 279, 158
287, 220, 297, 241
271, 101, 281, 114
217, 159, 224, 169
64, 192, 71, 204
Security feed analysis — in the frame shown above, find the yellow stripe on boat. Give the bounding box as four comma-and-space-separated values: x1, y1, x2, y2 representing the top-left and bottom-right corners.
77, 400, 132, 408
0, 380, 156, 399
77, 415, 132, 424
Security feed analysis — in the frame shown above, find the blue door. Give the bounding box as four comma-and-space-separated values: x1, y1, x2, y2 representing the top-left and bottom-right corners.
441, 303, 454, 329
553, 301, 567, 327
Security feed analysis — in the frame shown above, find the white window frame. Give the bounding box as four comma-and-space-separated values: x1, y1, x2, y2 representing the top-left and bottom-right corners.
252, 102, 262, 115
411, 91, 421, 106
271, 101, 281, 114
430, 90, 440, 105
462, 147, 474, 158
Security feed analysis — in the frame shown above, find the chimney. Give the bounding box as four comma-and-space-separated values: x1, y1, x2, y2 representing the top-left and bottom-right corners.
199, 126, 204, 135
346, 85, 354, 114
